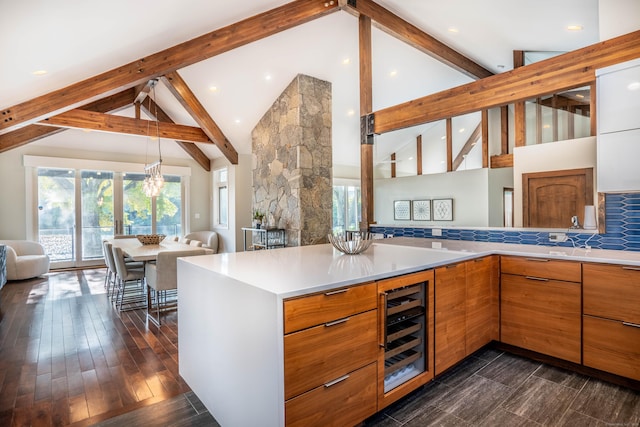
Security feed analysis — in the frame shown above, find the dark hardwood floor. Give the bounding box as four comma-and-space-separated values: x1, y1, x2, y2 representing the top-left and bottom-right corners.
0, 269, 198, 426
1, 269, 639, 426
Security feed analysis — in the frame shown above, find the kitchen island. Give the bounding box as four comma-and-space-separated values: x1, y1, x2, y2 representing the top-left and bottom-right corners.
177, 238, 640, 427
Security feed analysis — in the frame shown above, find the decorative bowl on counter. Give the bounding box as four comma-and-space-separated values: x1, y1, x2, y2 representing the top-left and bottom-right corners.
136, 234, 166, 245
327, 232, 374, 255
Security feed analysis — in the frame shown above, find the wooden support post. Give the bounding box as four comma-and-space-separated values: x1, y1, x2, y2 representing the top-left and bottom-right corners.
482, 110, 489, 168
416, 134, 423, 175
359, 14, 374, 231
446, 118, 453, 172
391, 153, 396, 178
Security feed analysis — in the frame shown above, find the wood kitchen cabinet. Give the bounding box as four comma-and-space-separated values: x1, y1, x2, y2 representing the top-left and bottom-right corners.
435, 256, 498, 375
500, 256, 582, 364
583, 263, 640, 381
466, 256, 499, 355
435, 262, 467, 375
283, 282, 378, 426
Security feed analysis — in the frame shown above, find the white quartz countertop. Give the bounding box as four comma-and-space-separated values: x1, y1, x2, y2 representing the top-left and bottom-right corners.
179, 237, 640, 298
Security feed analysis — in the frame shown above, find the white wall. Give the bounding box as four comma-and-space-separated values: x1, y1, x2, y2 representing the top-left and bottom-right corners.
211, 154, 252, 253
513, 136, 597, 227
374, 168, 513, 227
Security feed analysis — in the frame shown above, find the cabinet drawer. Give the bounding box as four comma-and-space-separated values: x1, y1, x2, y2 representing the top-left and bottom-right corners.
284, 282, 377, 334
284, 309, 377, 400
583, 263, 640, 323
501, 256, 581, 282
501, 274, 581, 363
583, 315, 640, 381
285, 362, 377, 427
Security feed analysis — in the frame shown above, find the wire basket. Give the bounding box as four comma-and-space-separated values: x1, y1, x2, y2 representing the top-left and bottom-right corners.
136, 234, 166, 245
327, 232, 374, 255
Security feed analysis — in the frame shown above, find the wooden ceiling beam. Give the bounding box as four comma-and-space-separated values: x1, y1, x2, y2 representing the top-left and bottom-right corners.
452, 122, 482, 171
38, 109, 210, 143
0, 0, 339, 135
140, 97, 211, 171
161, 71, 238, 164
0, 88, 136, 153
344, 0, 493, 79
373, 30, 640, 134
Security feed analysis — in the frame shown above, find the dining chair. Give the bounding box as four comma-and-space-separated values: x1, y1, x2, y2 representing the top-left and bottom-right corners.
102, 240, 117, 298
145, 249, 206, 325
111, 246, 145, 311
189, 240, 203, 247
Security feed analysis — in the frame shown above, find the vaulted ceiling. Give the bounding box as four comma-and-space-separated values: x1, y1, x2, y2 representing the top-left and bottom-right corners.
0, 0, 624, 170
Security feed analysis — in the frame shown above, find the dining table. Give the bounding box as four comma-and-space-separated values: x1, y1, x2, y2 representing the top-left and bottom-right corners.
109, 237, 214, 262
109, 237, 214, 320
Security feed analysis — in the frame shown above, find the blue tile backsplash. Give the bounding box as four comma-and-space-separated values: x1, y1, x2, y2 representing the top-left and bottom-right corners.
371, 193, 640, 252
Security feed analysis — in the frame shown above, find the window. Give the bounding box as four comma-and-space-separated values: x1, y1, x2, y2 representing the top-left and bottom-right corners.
332, 182, 361, 234
215, 168, 228, 228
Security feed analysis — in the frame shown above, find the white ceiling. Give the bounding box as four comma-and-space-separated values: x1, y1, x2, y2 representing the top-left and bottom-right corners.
0, 0, 615, 168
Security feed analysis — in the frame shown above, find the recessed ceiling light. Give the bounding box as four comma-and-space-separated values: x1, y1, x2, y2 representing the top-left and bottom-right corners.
628, 82, 640, 91
448, 27, 459, 33
32, 70, 47, 76
459, 128, 465, 133
408, 157, 414, 161
342, 58, 350, 65
235, 119, 241, 124
264, 74, 272, 81
389, 70, 397, 77
209, 86, 218, 92
543, 124, 551, 129
567, 25, 583, 31
441, 136, 446, 140
576, 94, 584, 98
440, 160, 445, 164
347, 109, 355, 116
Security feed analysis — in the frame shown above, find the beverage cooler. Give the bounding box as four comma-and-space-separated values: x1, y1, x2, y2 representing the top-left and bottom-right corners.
377, 269, 435, 408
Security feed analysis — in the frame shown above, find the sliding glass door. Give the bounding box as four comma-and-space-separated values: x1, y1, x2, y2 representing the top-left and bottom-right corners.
37, 168, 182, 268
37, 168, 76, 265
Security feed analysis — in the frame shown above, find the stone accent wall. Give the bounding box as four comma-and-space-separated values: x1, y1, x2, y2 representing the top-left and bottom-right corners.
251, 74, 332, 247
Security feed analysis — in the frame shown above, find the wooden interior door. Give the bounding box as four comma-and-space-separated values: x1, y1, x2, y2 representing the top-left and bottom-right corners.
523, 168, 593, 228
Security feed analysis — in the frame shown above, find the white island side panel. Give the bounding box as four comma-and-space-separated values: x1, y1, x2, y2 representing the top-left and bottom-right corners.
178, 259, 284, 427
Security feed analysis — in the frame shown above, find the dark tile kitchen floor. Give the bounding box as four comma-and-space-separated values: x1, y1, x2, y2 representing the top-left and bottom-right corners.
365, 347, 640, 426
101, 346, 640, 427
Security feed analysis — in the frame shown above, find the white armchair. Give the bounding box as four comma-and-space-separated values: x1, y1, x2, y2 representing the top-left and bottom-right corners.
184, 231, 219, 253
0, 240, 50, 281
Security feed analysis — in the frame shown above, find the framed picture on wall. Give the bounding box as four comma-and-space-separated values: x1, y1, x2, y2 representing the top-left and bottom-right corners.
393, 200, 411, 220
432, 198, 453, 221
412, 200, 431, 221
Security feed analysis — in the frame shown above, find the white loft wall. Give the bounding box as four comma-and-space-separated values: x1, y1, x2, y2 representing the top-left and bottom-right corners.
513, 136, 597, 227
374, 168, 513, 227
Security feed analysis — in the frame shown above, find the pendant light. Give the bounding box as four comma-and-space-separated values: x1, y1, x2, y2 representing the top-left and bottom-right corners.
143, 80, 164, 197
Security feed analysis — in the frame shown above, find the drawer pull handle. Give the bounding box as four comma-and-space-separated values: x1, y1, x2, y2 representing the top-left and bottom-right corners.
526, 258, 549, 262
446, 264, 459, 269
324, 374, 350, 388
622, 266, 640, 272
623, 321, 640, 329
325, 317, 349, 327
325, 289, 348, 296
525, 276, 549, 282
